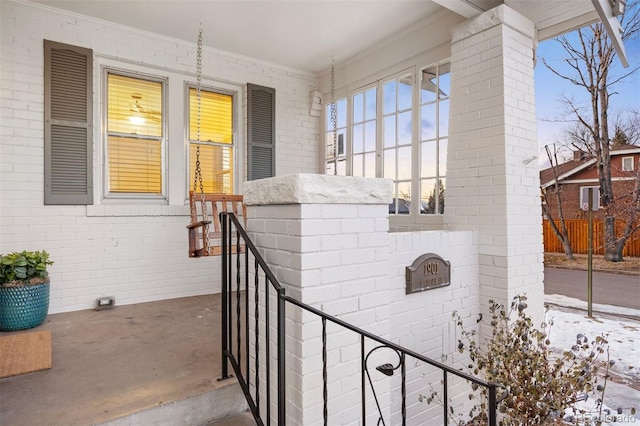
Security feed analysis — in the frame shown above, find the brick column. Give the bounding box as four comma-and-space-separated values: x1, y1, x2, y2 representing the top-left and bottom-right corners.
243, 173, 393, 425
444, 5, 544, 324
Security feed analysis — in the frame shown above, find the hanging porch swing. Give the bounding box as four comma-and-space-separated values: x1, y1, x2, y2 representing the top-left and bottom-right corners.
187, 25, 247, 258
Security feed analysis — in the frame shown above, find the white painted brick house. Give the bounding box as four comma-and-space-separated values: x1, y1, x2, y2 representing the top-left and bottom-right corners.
0, 0, 628, 423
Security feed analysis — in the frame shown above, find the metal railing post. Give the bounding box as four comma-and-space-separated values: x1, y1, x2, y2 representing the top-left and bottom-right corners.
220, 213, 230, 380
488, 383, 497, 426
443, 370, 448, 426
277, 289, 286, 426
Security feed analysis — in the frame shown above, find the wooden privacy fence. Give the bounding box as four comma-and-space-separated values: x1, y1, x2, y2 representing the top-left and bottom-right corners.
543, 219, 640, 257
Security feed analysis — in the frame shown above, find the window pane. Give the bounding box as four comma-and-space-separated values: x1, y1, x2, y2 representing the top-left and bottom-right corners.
384, 116, 396, 148
421, 66, 438, 103
398, 74, 412, 111
383, 149, 396, 179
438, 63, 451, 98
189, 88, 233, 143
108, 74, 162, 137
383, 81, 396, 115
353, 124, 364, 154
364, 121, 376, 152
189, 144, 233, 193
364, 153, 376, 178
337, 98, 347, 128
421, 141, 437, 178
421, 104, 436, 140
353, 93, 364, 123
439, 138, 448, 177
398, 146, 411, 180
365, 88, 376, 120
189, 87, 235, 194
326, 130, 336, 158
438, 178, 446, 214
107, 73, 163, 195
398, 111, 412, 145
108, 136, 161, 193
336, 158, 346, 176
397, 181, 411, 204
420, 178, 445, 215
439, 99, 449, 137
420, 178, 436, 214
353, 153, 363, 177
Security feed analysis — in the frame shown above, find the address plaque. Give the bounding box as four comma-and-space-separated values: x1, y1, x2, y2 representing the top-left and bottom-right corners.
405, 253, 451, 294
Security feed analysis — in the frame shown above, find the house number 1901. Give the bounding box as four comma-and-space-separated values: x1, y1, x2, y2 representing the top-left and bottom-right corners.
424, 262, 438, 275
406, 253, 451, 294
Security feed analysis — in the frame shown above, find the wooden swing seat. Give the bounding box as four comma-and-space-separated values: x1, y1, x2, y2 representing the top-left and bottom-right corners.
187, 191, 247, 257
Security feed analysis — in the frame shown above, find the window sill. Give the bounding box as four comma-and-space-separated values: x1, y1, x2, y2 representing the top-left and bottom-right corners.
86, 204, 189, 217
389, 214, 444, 232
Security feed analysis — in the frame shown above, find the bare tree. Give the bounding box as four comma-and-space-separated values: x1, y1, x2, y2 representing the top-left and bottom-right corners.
542, 1, 640, 261
541, 145, 574, 259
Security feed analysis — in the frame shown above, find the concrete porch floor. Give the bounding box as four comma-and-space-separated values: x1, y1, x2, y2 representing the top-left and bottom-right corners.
0, 294, 253, 426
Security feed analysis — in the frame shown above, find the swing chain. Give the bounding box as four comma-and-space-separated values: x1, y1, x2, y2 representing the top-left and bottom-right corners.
330, 58, 338, 175
193, 25, 205, 199
192, 24, 211, 252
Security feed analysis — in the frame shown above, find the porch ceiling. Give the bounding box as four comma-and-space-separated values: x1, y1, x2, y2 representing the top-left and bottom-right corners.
30, 0, 602, 74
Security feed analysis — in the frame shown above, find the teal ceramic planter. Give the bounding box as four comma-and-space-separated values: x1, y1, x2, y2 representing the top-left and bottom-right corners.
0, 281, 50, 331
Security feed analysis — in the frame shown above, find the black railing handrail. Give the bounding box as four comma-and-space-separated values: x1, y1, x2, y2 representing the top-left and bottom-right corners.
220, 212, 500, 426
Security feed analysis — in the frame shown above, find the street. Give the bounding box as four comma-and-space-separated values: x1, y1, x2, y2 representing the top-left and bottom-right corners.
544, 268, 640, 310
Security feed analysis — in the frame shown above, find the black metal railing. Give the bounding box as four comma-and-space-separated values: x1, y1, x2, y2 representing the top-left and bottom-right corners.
219, 212, 502, 426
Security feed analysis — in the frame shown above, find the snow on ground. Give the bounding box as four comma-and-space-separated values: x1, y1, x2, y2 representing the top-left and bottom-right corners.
546, 295, 640, 424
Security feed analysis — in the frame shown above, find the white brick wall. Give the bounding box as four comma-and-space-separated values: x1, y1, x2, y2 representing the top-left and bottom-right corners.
446, 4, 545, 326
0, 0, 321, 312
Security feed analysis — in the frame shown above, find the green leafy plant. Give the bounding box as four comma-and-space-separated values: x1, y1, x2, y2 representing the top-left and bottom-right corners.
0, 250, 54, 286
421, 295, 619, 425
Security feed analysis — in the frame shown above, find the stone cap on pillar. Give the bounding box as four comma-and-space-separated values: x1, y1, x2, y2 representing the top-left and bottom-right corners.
243, 173, 393, 206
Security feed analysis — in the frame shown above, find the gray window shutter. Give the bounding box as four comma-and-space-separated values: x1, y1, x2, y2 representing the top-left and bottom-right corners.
44, 40, 93, 205
247, 83, 275, 181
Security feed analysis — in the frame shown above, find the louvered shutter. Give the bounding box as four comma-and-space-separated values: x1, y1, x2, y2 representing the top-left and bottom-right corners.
247, 84, 275, 181
44, 40, 93, 204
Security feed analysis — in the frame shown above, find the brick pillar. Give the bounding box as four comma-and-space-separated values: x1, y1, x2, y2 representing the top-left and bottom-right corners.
243, 173, 393, 425
444, 5, 544, 325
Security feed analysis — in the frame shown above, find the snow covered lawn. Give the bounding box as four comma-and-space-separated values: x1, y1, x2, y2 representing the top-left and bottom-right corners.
546, 301, 639, 424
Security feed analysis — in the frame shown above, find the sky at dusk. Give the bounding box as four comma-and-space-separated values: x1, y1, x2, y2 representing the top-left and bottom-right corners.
534, 25, 640, 168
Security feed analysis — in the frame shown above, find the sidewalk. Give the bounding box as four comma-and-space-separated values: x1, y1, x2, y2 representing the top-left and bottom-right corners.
544, 253, 640, 276
546, 294, 640, 321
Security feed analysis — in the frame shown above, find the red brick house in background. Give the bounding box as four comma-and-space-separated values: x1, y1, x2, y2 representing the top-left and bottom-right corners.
540, 145, 640, 257
540, 144, 640, 220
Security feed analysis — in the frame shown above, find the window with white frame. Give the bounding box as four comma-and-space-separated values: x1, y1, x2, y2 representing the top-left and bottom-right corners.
622, 156, 634, 172
105, 70, 166, 197
187, 85, 236, 193
324, 62, 450, 218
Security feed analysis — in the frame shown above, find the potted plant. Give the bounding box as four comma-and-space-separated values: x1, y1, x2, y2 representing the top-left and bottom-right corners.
0, 250, 54, 331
